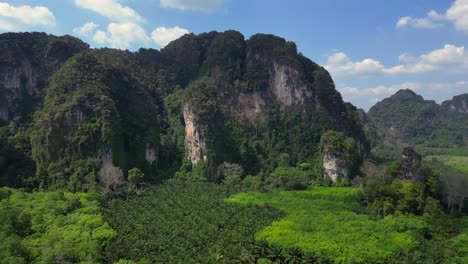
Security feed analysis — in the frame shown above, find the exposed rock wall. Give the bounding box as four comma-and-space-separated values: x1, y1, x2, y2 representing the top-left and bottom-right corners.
270, 61, 311, 107
145, 144, 158, 165
394, 147, 424, 182
323, 151, 350, 182
183, 104, 207, 165
443, 94, 468, 114
0, 32, 88, 121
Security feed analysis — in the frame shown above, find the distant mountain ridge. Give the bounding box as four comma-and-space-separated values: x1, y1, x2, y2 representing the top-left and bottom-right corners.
365, 89, 468, 148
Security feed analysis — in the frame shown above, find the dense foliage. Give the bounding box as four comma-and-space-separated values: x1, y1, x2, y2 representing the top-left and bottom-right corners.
30, 50, 160, 192
0, 188, 115, 263
103, 181, 283, 263
366, 89, 468, 148
229, 187, 464, 263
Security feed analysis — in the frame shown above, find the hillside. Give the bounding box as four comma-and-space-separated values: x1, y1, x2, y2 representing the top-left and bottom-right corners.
0, 31, 367, 191
0, 30, 467, 264
366, 89, 468, 148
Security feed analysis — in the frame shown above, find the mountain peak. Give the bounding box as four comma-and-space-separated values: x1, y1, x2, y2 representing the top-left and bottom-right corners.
388, 89, 425, 104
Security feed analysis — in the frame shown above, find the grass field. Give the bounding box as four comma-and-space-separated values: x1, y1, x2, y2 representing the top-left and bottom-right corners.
228, 187, 429, 263
424, 155, 468, 173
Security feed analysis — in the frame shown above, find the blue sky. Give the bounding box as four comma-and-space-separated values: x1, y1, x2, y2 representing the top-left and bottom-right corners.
1, 0, 467, 110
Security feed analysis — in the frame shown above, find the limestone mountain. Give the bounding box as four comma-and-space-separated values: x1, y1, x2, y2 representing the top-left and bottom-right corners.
0, 32, 89, 122
366, 89, 468, 148
0, 31, 368, 190
442, 93, 468, 114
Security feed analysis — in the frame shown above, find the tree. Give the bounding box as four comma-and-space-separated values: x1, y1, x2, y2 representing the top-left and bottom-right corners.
442, 174, 468, 212
128, 168, 144, 185
217, 162, 243, 185
98, 163, 125, 197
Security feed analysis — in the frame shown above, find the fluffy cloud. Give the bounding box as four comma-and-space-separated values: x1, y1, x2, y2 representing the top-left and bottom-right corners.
74, 0, 144, 23
385, 44, 466, 74
339, 81, 468, 110
92, 22, 151, 49
396, 0, 468, 33
0, 3, 56, 31
325, 53, 384, 76
160, 0, 225, 12
151, 26, 190, 47
325, 44, 468, 77
446, 0, 468, 33
73, 22, 99, 37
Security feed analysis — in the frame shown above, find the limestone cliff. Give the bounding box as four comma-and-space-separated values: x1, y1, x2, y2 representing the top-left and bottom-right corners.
320, 131, 357, 182
0, 32, 88, 121
183, 104, 207, 165
323, 151, 350, 182
392, 147, 424, 182
442, 94, 468, 114
172, 31, 367, 175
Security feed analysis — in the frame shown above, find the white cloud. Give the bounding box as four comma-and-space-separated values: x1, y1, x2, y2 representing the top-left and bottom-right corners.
339, 81, 468, 110
446, 0, 468, 33
92, 22, 151, 50
74, 0, 144, 23
151, 26, 190, 47
396, 14, 441, 29
384, 44, 467, 75
396, 0, 468, 33
325, 52, 384, 76
160, 0, 225, 12
325, 44, 468, 77
0, 3, 56, 31
73, 22, 99, 37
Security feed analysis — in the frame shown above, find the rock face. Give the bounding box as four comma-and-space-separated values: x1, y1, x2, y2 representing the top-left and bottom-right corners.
320, 131, 357, 182
442, 94, 468, 114
183, 104, 207, 165
323, 151, 351, 182
145, 144, 158, 165
174, 31, 367, 172
0, 32, 88, 121
2, 31, 368, 189
269, 61, 312, 107
394, 147, 424, 182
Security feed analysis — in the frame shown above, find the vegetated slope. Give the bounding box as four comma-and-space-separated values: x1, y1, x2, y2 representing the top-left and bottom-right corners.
103, 181, 283, 263
366, 89, 468, 149
0, 33, 89, 189
0, 188, 115, 263
30, 49, 160, 192
159, 31, 367, 180
0, 32, 89, 122
3, 30, 368, 190
228, 187, 457, 263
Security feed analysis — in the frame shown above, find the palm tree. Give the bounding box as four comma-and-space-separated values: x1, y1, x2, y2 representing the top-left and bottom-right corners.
284, 247, 303, 263
267, 244, 284, 263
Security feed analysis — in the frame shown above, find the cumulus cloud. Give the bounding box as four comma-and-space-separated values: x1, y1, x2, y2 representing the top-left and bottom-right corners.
385, 44, 467, 74
151, 26, 190, 47
396, 0, 468, 33
0, 2, 56, 31
92, 22, 151, 50
160, 0, 226, 12
73, 22, 99, 37
339, 81, 468, 110
447, 0, 468, 33
325, 44, 468, 77
325, 52, 384, 76
74, 0, 144, 23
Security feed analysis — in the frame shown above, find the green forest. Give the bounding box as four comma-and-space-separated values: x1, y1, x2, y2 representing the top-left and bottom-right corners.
0, 30, 467, 263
